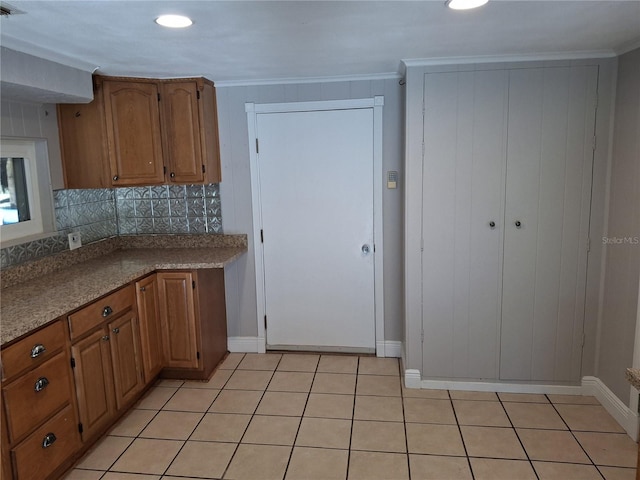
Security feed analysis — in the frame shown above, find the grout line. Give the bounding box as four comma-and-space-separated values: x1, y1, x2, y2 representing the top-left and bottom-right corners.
449, 390, 476, 480
497, 394, 540, 480
345, 356, 360, 479
400, 367, 412, 480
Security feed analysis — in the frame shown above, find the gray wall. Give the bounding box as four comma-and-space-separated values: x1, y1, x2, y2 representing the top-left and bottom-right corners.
216, 79, 405, 340
596, 48, 640, 404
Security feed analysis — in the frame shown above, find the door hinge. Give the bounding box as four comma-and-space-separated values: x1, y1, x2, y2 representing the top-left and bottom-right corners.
420, 238, 424, 252
264, 315, 267, 330
587, 237, 591, 252
421, 329, 424, 343
70, 358, 76, 369
197, 90, 201, 100
163, 165, 167, 175
256, 138, 259, 154
192, 280, 196, 289
78, 423, 83, 434
581, 332, 586, 348
421, 141, 425, 157
592, 135, 597, 151
196, 351, 200, 360
260, 229, 264, 243
157, 93, 161, 102
202, 165, 206, 173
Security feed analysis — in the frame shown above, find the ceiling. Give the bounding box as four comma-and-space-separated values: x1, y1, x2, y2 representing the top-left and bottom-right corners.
1, 0, 639, 85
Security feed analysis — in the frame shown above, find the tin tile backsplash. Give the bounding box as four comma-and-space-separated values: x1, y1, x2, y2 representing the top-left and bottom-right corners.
1, 184, 222, 268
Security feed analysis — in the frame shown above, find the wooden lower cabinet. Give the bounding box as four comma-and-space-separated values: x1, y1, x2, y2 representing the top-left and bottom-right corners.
136, 274, 164, 381
107, 312, 144, 410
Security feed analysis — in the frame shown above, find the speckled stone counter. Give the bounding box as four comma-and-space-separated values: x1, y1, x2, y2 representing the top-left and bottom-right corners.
626, 368, 640, 390
1, 245, 246, 345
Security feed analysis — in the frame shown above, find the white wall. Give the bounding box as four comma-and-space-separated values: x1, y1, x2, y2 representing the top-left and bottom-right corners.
216, 78, 405, 341
596, 48, 640, 405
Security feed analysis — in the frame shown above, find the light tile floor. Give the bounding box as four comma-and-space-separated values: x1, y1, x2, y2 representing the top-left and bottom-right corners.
64, 353, 638, 480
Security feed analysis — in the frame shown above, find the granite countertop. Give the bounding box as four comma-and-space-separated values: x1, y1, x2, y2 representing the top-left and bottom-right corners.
1, 246, 245, 345
626, 368, 640, 390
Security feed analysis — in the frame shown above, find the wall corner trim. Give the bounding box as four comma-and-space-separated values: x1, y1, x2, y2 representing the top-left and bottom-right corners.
582, 376, 639, 440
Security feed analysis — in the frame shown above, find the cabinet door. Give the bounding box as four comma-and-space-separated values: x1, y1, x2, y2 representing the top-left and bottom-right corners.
71, 329, 116, 440
421, 70, 508, 379
136, 274, 164, 381
108, 312, 144, 409
103, 80, 166, 185
500, 66, 598, 382
157, 272, 200, 369
161, 81, 205, 184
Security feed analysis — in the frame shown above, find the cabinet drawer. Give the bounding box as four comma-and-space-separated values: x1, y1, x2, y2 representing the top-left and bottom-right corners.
1, 321, 66, 381
69, 285, 135, 340
12, 404, 80, 480
3, 352, 73, 443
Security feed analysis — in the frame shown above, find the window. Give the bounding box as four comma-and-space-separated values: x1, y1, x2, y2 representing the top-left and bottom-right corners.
0, 139, 53, 244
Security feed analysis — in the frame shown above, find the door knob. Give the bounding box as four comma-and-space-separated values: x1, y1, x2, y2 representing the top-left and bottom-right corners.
489, 221, 496, 229
515, 220, 522, 228
362, 244, 371, 254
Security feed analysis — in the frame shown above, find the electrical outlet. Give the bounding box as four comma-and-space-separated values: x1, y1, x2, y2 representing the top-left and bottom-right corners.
68, 232, 82, 250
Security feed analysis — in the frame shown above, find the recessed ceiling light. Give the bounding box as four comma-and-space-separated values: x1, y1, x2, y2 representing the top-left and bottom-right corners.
446, 0, 489, 10
155, 14, 193, 28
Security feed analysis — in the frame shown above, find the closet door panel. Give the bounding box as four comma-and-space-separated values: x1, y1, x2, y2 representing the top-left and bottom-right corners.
422, 70, 507, 379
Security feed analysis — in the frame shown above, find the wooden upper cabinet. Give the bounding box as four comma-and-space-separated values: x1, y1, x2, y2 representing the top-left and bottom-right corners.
103, 79, 166, 185
58, 75, 221, 188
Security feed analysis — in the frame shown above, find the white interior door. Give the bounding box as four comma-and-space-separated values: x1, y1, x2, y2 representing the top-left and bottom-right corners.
256, 107, 376, 351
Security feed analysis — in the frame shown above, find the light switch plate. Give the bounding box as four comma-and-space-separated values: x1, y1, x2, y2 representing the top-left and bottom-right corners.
68, 232, 82, 250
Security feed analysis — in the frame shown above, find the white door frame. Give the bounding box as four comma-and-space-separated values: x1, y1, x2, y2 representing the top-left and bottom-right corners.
245, 97, 386, 356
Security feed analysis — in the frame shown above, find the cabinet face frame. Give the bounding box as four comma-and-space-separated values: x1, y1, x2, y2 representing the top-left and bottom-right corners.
136, 274, 164, 381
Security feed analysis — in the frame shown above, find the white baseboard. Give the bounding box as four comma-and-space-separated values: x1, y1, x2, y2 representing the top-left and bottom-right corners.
227, 336, 262, 353
376, 341, 403, 358
582, 376, 639, 441
404, 369, 422, 389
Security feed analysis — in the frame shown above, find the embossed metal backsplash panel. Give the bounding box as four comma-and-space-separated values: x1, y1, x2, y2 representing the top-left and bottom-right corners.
1, 185, 222, 268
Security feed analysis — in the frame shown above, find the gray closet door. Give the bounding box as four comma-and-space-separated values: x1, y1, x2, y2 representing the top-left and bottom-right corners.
421, 70, 508, 379
500, 66, 598, 381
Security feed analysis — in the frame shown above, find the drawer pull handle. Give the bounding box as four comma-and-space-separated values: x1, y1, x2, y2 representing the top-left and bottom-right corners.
31, 344, 46, 358
34, 377, 50, 392
42, 433, 57, 448
102, 306, 113, 317
102, 335, 110, 342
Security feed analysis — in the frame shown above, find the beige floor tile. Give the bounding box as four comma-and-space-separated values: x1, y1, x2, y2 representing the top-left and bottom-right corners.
503, 402, 567, 429
356, 375, 401, 397
165, 441, 236, 478
183, 369, 233, 389
469, 458, 537, 480
76, 435, 133, 470
406, 423, 465, 456
449, 390, 498, 401
162, 387, 220, 412
409, 455, 473, 480
317, 355, 358, 374
358, 357, 400, 376
351, 420, 407, 453
134, 386, 177, 410
237, 353, 282, 371
354, 395, 404, 422
453, 399, 511, 427
209, 389, 263, 414
190, 413, 252, 442
155, 379, 183, 388
547, 394, 600, 405
304, 393, 354, 419
517, 428, 591, 463
574, 432, 638, 467
109, 409, 156, 437
402, 387, 449, 399
311, 373, 356, 394
599, 466, 638, 480
139, 411, 203, 440
224, 369, 273, 390
461, 426, 527, 459
63, 469, 105, 480
242, 415, 301, 446
223, 444, 291, 480
111, 438, 183, 475
218, 353, 245, 370
267, 371, 314, 392
347, 451, 409, 480
555, 404, 626, 433
102, 474, 161, 480
498, 392, 549, 403
285, 446, 348, 480
256, 391, 308, 416
532, 461, 603, 480
277, 353, 320, 372
403, 397, 456, 424
295, 417, 351, 449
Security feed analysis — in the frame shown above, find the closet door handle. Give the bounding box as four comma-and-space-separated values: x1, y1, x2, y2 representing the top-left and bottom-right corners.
515, 220, 522, 228
489, 221, 496, 229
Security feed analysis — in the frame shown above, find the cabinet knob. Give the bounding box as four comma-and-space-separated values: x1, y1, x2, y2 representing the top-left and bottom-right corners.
140, 286, 146, 292
515, 220, 522, 228
113, 175, 119, 181
42, 433, 57, 448
30, 344, 46, 358
34, 377, 50, 392
112, 327, 120, 334
170, 172, 176, 178
489, 221, 496, 228
102, 306, 113, 317
102, 335, 110, 342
